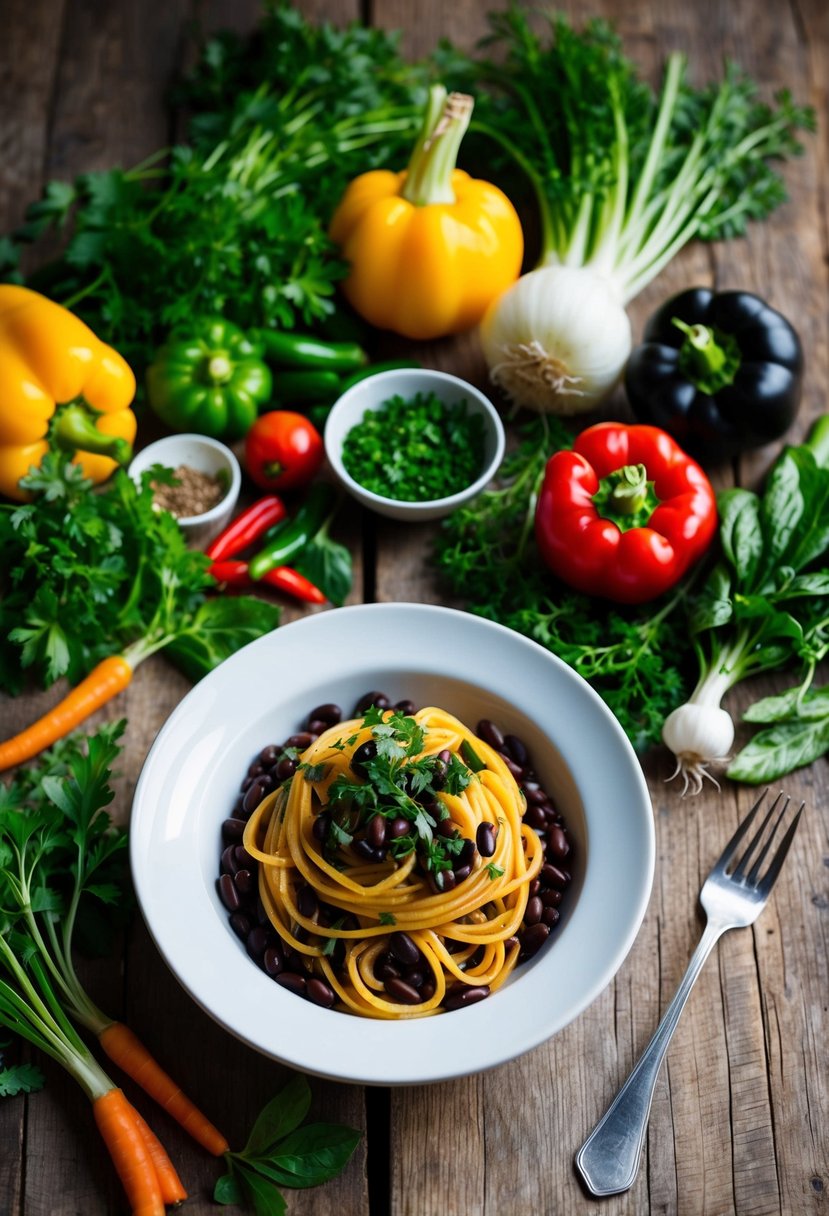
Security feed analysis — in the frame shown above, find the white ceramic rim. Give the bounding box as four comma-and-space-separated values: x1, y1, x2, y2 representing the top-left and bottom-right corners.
130, 603, 654, 1085
324, 368, 506, 515
127, 433, 241, 526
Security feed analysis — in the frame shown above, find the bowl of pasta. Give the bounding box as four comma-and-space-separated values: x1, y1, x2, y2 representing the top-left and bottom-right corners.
130, 603, 654, 1085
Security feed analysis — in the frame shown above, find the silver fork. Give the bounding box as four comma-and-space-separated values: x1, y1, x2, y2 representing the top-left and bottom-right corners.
575, 788, 804, 1197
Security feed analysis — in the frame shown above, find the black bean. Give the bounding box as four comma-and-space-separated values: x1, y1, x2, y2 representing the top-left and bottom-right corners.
221, 818, 246, 842
389, 932, 420, 967
377, 960, 401, 982
458, 838, 477, 867
437, 818, 458, 839
524, 896, 543, 926
384, 977, 422, 1005
312, 811, 331, 842
218, 874, 240, 912
297, 885, 318, 919
528, 878, 541, 897
275, 756, 297, 781
430, 757, 448, 789
547, 825, 570, 861
403, 969, 425, 989
234, 845, 255, 868
388, 816, 411, 840
453, 864, 472, 883
443, 984, 490, 1011
500, 754, 524, 781
355, 691, 390, 714
431, 870, 456, 894
542, 906, 560, 928
367, 814, 387, 849
523, 782, 547, 805
246, 926, 268, 959
247, 760, 266, 778
259, 745, 280, 766
353, 839, 386, 863
519, 922, 550, 959
229, 912, 252, 941
420, 979, 437, 1001
304, 719, 327, 736
504, 734, 529, 767
476, 822, 497, 857
524, 803, 548, 831
276, 972, 307, 996
542, 862, 571, 889
234, 869, 255, 897
476, 719, 505, 751
263, 945, 284, 977
306, 977, 336, 1008
287, 732, 314, 750
221, 845, 239, 876
351, 739, 378, 777
541, 889, 563, 908
394, 699, 417, 716
308, 703, 342, 726
242, 779, 268, 815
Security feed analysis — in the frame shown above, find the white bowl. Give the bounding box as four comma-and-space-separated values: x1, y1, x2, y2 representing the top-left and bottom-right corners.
324, 368, 506, 521
130, 603, 654, 1086
128, 433, 241, 547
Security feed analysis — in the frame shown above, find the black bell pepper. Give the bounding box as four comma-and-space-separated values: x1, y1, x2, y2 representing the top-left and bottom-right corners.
625, 288, 803, 459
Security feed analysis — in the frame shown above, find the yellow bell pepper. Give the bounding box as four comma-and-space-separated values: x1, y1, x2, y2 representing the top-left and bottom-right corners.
329, 86, 523, 341
0, 285, 137, 501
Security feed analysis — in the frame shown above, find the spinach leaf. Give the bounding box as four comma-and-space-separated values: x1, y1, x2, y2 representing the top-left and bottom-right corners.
294, 526, 352, 608
727, 712, 829, 783
241, 1075, 311, 1157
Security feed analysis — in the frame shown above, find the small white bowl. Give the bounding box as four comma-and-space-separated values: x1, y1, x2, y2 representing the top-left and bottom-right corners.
324, 368, 506, 522
128, 434, 241, 547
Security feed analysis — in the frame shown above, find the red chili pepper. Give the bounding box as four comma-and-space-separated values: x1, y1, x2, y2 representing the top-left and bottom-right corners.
205, 496, 287, 561
534, 421, 717, 604
207, 559, 252, 587
208, 558, 326, 604
259, 566, 327, 604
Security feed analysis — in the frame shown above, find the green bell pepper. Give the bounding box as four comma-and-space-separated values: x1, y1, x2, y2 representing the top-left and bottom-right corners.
146, 317, 273, 441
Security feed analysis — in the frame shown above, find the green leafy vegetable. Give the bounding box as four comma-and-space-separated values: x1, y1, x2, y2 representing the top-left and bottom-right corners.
0, 457, 279, 697
215, 1075, 360, 1213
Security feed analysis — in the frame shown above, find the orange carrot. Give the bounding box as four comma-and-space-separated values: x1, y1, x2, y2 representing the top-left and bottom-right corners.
99, 1021, 230, 1156
132, 1106, 188, 1206
0, 654, 133, 771
93, 1087, 165, 1216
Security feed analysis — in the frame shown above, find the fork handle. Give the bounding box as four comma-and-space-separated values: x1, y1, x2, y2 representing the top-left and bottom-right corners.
575, 919, 726, 1196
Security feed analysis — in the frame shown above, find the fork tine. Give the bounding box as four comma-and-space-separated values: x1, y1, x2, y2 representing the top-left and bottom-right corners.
712, 788, 771, 873
756, 802, 805, 897
732, 792, 789, 882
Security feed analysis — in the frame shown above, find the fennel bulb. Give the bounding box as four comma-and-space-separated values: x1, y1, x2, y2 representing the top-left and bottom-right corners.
479, 265, 631, 414
472, 15, 813, 415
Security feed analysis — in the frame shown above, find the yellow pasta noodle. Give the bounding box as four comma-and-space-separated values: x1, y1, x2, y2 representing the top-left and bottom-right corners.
244, 705, 544, 1019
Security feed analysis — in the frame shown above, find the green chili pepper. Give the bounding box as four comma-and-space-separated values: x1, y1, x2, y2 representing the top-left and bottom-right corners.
271, 369, 342, 404
248, 481, 336, 580
252, 329, 368, 372
146, 317, 272, 441
338, 360, 422, 393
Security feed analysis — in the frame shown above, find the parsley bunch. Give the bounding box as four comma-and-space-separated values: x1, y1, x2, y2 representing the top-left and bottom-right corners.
0, 457, 279, 695
434, 419, 693, 751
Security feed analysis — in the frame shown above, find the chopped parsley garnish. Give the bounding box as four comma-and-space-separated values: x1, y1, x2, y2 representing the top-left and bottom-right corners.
341, 391, 486, 504
299, 761, 329, 783
378, 912, 397, 926
485, 863, 505, 880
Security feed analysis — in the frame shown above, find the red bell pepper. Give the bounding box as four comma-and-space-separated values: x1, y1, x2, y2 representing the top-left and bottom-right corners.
534, 422, 717, 604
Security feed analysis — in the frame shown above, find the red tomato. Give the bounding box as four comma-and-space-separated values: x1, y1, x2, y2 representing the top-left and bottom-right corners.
244, 411, 324, 492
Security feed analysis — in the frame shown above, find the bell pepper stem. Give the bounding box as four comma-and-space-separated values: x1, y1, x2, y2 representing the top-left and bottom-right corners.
53, 404, 132, 466
605, 464, 649, 515
672, 318, 727, 374
400, 85, 474, 207
207, 355, 233, 384
672, 316, 741, 393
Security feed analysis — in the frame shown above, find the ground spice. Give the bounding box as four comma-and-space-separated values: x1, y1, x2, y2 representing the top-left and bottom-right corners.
151, 464, 226, 518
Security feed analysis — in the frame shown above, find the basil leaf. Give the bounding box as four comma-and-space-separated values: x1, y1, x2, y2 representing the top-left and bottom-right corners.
236, 1163, 288, 1216
265, 1122, 361, 1188
727, 715, 829, 783
242, 1076, 311, 1157
165, 595, 281, 681
744, 684, 829, 724
294, 531, 352, 608
784, 447, 829, 572
718, 488, 763, 588
691, 562, 733, 632
757, 448, 805, 583
214, 1170, 244, 1205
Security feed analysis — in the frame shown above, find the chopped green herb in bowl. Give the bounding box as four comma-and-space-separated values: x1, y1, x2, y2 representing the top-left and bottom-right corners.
324, 368, 505, 522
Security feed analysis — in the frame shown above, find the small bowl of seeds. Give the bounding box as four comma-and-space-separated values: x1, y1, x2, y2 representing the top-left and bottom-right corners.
128, 433, 241, 547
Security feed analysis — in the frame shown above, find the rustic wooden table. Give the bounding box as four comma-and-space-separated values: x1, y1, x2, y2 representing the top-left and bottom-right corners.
1, 1, 827, 1213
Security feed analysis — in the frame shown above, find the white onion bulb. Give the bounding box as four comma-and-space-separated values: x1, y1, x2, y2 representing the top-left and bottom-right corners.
479, 265, 632, 415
